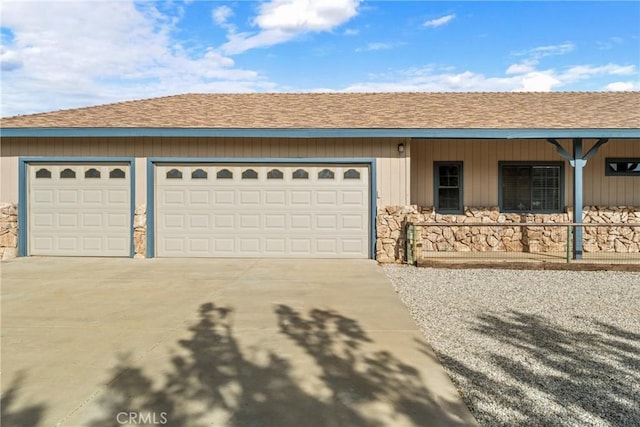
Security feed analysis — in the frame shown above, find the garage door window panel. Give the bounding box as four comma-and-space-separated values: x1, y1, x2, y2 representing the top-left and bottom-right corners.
318, 169, 335, 179
167, 169, 183, 179
242, 169, 258, 179
217, 169, 233, 179
267, 169, 284, 179
60, 168, 76, 179
344, 169, 361, 179
191, 169, 208, 179
293, 169, 309, 179
36, 168, 52, 179
85, 168, 101, 178
110, 168, 126, 179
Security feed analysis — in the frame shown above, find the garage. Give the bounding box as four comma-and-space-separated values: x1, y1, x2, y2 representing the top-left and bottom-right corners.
154, 163, 371, 258
27, 163, 132, 256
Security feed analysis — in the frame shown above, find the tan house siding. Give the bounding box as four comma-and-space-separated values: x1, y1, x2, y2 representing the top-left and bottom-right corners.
410, 138, 639, 208
583, 140, 640, 206
1, 137, 411, 206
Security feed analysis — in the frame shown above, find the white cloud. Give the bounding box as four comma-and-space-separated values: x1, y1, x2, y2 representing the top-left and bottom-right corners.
603, 81, 639, 91
339, 59, 637, 93
0, 1, 272, 116
506, 60, 538, 75
213, 5, 233, 25
516, 42, 575, 59
423, 14, 455, 28
220, 0, 361, 54
343, 28, 359, 36
356, 42, 393, 52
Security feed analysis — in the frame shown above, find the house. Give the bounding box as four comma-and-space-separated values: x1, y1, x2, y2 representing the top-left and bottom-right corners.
1, 92, 639, 262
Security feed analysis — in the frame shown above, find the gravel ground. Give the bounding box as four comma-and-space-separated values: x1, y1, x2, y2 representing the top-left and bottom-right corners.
383, 266, 640, 427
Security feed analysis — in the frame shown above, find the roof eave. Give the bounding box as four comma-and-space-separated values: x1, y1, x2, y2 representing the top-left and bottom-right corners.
1, 127, 639, 139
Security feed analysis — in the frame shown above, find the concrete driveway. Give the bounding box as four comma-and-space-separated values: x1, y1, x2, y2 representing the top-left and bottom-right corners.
1, 258, 477, 427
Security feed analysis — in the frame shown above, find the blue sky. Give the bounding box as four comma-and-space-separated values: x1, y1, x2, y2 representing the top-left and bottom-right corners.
1, 1, 638, 117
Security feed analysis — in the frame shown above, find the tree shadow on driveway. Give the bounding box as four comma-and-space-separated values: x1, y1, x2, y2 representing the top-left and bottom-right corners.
87, 302, 467, 427
1, 372, 46, 427
432, 311, 640, 427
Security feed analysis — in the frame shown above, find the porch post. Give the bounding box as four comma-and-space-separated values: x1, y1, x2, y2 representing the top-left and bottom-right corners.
547, 138, 609, 260
572, 138, 585, 259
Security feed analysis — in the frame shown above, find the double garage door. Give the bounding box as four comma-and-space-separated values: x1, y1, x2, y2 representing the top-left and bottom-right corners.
26, 162, 370, 258
155, 164, 370, 258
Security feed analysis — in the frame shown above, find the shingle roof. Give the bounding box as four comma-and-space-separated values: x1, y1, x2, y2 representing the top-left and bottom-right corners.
2, 92, 639, 129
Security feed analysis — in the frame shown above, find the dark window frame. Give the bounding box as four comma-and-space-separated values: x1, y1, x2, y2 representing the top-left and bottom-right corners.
498, 161, 564, 213
433, 161, 464, 214
605, 158, 640, 176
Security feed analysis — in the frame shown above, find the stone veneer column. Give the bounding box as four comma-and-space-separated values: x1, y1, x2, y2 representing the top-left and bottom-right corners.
134, 204, 147, 258
0, 203, 18, 260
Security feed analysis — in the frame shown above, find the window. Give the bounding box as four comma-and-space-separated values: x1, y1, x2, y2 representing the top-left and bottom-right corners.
191, 169, 208, 179
318, 169, 335, 179
166, 168, 183, 179
217, 169, 233, 179
35, 168, 52, 178
500, 162, 563, 213
267, 169, 283, 179
605, 158, 640, 176
60, 168, 76, 179
242, 169, 258, 179
292, 169, 309, 179
344, 169, 361, 179
434, 162, 463, 214
110, 168, 126, 179
85, 168, 101, 178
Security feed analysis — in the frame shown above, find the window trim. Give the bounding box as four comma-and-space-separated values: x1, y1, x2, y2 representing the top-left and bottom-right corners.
605, 157, 640, 177
433, 161, 464, 214
498, 161, 565, 214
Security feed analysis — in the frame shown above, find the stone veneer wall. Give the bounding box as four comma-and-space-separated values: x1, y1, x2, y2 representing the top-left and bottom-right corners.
0, 203, 18, 260
376, 205, 640, 263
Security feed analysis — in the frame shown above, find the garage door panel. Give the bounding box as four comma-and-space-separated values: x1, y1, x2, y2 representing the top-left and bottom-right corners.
214, 191, 235, 204
264, 214, 286, 230
156, 164, 369, 258
239, 191, 260, 205
189, 215, 210, 229
58, 190, 79, 204
190, 190, 210, 204
28, 163, 131, 256
316, 191, 338, 205
290, 191, 312, 205
82, 189, 103, 204
214, 215, 234, 229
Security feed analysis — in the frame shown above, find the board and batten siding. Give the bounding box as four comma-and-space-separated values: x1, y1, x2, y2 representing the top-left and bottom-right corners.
411, 139, 640, 208
0, 137, 411, 207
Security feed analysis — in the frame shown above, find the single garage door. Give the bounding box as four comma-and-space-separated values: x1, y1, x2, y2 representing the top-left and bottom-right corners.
28, 163, 131, 256
156, 164, 370, 258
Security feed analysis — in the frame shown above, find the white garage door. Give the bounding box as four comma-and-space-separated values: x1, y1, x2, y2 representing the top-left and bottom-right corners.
156, 164, 370, 258
28, 163, 131, 256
